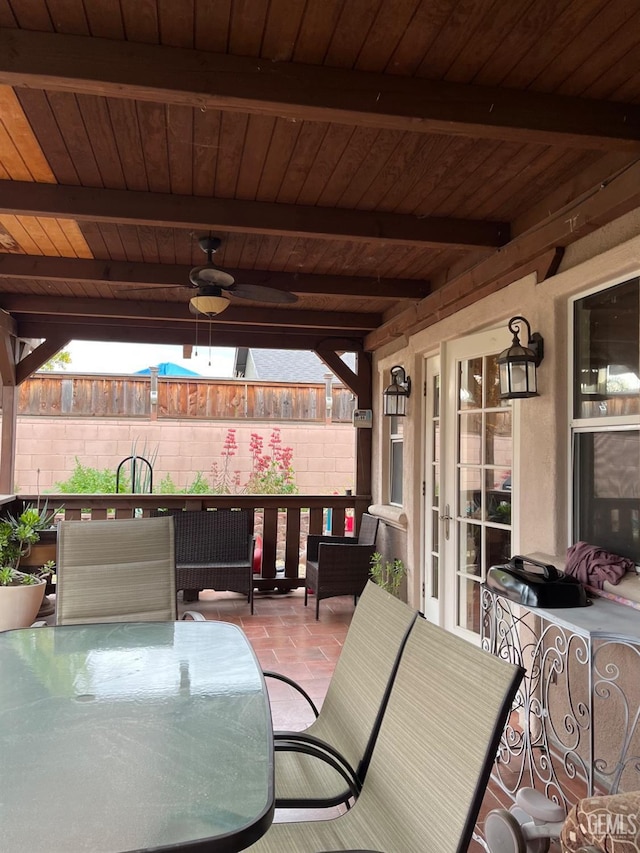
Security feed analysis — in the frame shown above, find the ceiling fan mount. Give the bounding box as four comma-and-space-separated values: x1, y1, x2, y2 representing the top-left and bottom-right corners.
198, 235, 222, 255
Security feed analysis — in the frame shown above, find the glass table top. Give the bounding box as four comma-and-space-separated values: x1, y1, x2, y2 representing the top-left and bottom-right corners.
0, 621, 274, 852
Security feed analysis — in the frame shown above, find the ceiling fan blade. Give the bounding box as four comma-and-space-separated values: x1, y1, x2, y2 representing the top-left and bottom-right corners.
189, 265, 235, 288
121, 284, 192, 295
230, 283, 298, 304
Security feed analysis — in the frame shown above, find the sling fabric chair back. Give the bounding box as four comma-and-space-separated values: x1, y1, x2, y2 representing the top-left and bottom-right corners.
56, 516, 178, 624
247, 615, 524, 852
274, 580, 418, 807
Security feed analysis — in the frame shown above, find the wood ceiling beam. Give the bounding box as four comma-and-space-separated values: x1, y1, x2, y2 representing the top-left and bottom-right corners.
366, 160, 640, 351
315, 347, 366, 400
1, 28, 639, 151
0, 295, 380, 331
15, 335, 71, 385
15, 318, 363, 352
0, 182, 506, 250
0, 254, 430, 300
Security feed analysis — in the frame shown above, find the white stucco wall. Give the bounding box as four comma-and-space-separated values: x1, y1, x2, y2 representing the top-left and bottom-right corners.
372, 209, 640, 608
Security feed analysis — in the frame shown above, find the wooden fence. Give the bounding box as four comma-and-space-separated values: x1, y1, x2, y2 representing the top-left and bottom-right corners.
17, 375, 355, 422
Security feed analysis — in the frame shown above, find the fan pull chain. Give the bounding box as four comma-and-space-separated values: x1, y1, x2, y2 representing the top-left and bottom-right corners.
208, 318, 213, 366
194, 310, 199, 356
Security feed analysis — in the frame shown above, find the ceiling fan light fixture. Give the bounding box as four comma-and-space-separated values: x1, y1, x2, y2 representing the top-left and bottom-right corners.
190, 293, 230, 316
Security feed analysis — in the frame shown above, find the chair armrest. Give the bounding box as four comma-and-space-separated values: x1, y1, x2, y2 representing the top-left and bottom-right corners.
306, 534, 356, 561
275, 730, 360, 788
181, 611, 206, 621
263, 670, 319, 718
274, 734, 361, 802
316, 542, 376, 564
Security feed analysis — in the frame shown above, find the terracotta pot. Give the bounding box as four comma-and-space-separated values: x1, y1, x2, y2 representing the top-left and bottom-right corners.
0, 577, 46, 631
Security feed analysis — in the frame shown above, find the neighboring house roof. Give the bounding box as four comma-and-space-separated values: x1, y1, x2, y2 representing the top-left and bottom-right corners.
135, 362, 201, 376
234, 348, 354, 383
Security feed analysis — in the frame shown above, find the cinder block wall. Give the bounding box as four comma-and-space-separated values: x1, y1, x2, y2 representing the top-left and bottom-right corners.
13, 418, 356, 495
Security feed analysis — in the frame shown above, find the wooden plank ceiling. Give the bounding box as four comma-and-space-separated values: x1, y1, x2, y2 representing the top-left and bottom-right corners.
0, 0, 639, 361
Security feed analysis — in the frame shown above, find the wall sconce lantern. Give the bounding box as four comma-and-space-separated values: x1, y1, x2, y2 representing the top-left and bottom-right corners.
383, 365, 412, 416
498, 316, 544, 400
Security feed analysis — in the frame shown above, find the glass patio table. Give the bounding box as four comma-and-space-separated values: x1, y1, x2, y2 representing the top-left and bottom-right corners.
0, 620, 274, 853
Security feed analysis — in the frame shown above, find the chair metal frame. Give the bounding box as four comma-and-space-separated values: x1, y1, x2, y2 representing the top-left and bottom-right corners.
267, 580, 418, 808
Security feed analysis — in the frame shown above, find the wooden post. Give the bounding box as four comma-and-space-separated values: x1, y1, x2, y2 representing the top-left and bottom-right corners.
0, 385, 18, 494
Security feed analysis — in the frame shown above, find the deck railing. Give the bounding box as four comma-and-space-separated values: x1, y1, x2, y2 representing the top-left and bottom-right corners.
12, 493, 371, 591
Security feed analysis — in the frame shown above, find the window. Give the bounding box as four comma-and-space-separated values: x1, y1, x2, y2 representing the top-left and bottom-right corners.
389, 415, 404, 505
572, 276, 640, 562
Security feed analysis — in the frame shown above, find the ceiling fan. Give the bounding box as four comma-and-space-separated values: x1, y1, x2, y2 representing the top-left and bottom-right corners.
186, 236, 298, 316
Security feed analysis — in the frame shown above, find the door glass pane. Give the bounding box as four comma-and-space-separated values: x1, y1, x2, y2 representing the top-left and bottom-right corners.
487, 526, 511, 570
432, 464, 439, 503
485, 411, 512, 467
485, 354, 509, 408
431, 555, 439, 600
459, 413, 482, 464
460, 467, 481, 518
433, 374, 440, 418
574, 277, 640, 419
486, 469, 511, 523
459, 522, 481, 576
433, 421, 440, 463
457, 577, 481, 633
459, 358, 483, 409
432, 509, 439, 550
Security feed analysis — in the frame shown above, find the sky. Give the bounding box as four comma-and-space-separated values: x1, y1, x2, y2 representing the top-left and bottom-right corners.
62, 340, 236, 377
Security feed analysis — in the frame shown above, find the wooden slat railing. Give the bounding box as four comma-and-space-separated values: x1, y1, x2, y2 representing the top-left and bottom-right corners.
13, 494, 371, 591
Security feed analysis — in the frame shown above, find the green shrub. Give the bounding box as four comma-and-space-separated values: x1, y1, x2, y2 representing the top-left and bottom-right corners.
157, 472, 210, 494
370, 552, 406, 598
184, 472, 210, 494
54, 458, 129, 493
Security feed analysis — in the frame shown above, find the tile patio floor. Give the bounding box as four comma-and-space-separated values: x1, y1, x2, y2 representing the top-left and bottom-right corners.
179, 587, 569, 851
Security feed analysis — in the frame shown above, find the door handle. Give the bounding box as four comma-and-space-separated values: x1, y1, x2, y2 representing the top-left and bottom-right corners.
439, 504, 452, 540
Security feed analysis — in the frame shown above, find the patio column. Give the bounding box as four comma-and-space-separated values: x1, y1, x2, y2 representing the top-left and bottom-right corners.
0, 385, 17, 495
315, 346, 372, 502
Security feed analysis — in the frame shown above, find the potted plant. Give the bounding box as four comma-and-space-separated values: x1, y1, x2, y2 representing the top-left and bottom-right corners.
370, 552, 407, 599
0, 504, 56, 630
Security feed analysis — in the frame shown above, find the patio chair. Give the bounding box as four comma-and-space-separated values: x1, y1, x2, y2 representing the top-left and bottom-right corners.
267, 580, 418, 808
305, 512, 380, 619
246, 614, 524, 853
55, 516, 204, 624
154, 509, 255, 613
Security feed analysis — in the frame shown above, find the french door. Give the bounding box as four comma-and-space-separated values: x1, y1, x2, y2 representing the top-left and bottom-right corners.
423, 330, 515, 640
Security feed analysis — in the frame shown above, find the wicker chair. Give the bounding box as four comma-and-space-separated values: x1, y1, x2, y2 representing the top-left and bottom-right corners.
305, 513, 379, 619
55, 516, 204, 624
245, 615, 524, 853
156, 509, 255, 614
